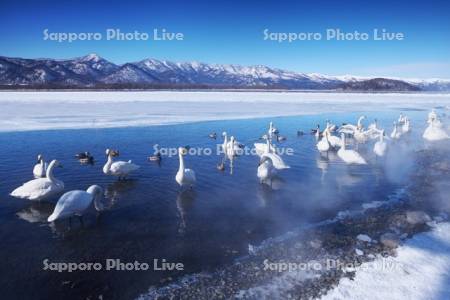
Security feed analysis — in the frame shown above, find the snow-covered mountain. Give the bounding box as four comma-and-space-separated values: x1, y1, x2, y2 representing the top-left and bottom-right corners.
0, 54, 449, 91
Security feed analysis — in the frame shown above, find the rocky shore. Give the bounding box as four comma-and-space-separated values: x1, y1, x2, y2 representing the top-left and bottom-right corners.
139, 142, 450, 300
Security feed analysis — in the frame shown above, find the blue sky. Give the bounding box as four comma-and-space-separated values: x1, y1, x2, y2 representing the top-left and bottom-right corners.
1, 0, 449, 78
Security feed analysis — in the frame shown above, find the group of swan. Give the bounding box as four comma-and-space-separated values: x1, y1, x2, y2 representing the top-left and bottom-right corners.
11, 149, 142, 224
316, 120, 368, 164
10, 110, 447, 224
316, 113, 417, 164
256, 123, 290, 185
222, 132, 244, 158
12, 159, 65, 201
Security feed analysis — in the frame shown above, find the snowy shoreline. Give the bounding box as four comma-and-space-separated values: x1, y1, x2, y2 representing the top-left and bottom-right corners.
0, 91, 449, 132
321, 222, 450, 300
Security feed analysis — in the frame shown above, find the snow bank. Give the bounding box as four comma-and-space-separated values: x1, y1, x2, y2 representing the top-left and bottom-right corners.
0, 91, 448, 132
321, 222, 450, 300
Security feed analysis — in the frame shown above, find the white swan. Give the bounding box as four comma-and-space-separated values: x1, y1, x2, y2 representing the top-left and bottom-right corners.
259, 139, 290, 169
339, 116, 372, 143
327, 132, 342, 149
326, 120, 337, 132
47, 185, 103, 222
339, 115, 366, 134
254, 137, 276, 156
176, 147, 196, 188
33, 154, 47, 178
103, 149, 140, 179
315, 124, 321, 139
11, 160, 64, 201
402, 117, 411, 133
428, 109, 438, 124
337, 133, 367, 165
316, 128, 331, 152
257, 156, 276, 185
423, 118, 449, 141
373, 130, 387, 157
398, 113, 406, 125
268, 121, 279, 137
225, 136, 243, 158
221, 132, 229, 153
390, 122, 402, 139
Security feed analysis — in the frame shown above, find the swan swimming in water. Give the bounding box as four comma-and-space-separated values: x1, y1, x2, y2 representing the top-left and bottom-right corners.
316, 127, 331, 152
390, 122, 402, 139
33, 154, 47, 178
257, 156, 276, 185
11, 160, 64, 201
401, 117, 411, 133
268, 121, 279, 138
337, 133, 367, 165
339, 115, 366, 134
225, 136, 244, 158
258, 139, 290, 169
339, 116, 372, 143
423, 116, 449, 141
176, 147, 196, 188
103, 149, 140, 179
373, 130, 387, 157
254, 136, 276, 156
47, 185, 104, 222
314, 124, 321, 139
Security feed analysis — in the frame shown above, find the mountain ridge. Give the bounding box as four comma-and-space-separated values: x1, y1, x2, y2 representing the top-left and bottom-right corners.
1, 54, 449, 91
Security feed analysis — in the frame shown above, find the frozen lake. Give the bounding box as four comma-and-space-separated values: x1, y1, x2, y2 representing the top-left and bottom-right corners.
0, 91, 448, 132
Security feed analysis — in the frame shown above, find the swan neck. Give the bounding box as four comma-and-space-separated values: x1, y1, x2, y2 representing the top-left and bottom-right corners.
46, 161, 56, 182
103, 155, 113, 173
178, 152, 185, 173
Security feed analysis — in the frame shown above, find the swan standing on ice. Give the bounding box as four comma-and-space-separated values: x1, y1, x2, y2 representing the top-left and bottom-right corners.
11, 160, 64, 201
176, 147, 196, 188
373, 130, 387, 157
390, 122, 402, 139
47, 185, 103, 223
257, 156, 275, 185
33, 154, 47, 178
103, 149, 140, 180
337, 133, 367, 165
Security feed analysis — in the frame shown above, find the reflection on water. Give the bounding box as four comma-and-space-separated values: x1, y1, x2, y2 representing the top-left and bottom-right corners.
176, 189, 196, 235
16, 202, 54, 223
0, 109, 442, 299
104, 179, 137, 206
